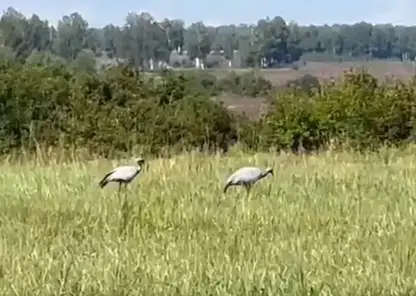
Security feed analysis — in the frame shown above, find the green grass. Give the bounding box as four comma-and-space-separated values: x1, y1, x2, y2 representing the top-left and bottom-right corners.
1, 148, 416, 295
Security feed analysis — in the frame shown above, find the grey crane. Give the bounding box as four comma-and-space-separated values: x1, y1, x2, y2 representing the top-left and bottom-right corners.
99, 157, 145, 193
223, 166, 274, 195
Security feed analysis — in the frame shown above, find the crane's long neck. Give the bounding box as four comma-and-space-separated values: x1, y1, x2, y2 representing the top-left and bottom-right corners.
131, 165, 142, 179
260, 170, 271, 179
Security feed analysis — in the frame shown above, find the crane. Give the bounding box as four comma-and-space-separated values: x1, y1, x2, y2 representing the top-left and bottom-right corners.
98, 157, 145, 193
223, 166, 274, 195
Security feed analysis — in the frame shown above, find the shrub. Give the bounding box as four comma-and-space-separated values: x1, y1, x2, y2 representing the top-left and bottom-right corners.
3, 63, 416, 157
180, 70, 219, 97
260, 69, 416, 152
286, 74, 321, 95
218, 71, 273, 97
0, 63, 239, 157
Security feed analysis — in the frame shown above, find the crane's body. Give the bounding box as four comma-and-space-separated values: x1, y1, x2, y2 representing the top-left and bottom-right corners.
224, 166, 273, 194
99, 157, 145, 192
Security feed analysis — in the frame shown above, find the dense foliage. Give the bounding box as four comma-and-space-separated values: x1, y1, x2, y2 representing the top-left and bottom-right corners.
0, 63, 236, 156
261, 71, 416, 152
0, 60, 416, 157
2, 7, 416, 70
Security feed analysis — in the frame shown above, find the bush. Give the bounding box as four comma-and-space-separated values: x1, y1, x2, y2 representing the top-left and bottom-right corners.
260, 69, 416, 152
2, 63, 416, 157
218, 71, 273, 97
180, 70, 219, 97
0, 63, 238, 157
286, 74, 321, 95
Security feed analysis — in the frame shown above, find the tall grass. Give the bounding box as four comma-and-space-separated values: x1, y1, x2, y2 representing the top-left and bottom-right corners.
1, 148, 416, 295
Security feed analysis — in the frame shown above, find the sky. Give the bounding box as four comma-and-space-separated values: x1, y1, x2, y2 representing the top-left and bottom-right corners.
1, 0, 415, 28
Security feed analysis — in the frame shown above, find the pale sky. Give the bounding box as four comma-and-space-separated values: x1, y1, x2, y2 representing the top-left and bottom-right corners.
1, 0, 415, 28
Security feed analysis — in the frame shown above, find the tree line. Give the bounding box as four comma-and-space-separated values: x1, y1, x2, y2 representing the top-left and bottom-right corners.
1, 6, 416, 71
0, 59, 415, 157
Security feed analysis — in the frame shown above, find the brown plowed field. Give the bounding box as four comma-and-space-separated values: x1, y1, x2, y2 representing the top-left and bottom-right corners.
214, 61, 416, 119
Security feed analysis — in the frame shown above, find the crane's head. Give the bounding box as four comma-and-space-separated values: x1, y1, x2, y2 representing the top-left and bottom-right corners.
265, 167, 274, 176
135, 157, 145, 166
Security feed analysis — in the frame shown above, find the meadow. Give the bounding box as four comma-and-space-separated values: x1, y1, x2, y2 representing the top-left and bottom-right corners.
1, 147, 416, 295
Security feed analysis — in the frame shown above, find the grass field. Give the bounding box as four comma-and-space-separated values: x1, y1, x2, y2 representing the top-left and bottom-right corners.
1, 148, 416, 295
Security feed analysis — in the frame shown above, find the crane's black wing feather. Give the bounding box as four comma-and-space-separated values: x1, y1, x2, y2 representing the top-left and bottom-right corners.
98, 170, 115, 188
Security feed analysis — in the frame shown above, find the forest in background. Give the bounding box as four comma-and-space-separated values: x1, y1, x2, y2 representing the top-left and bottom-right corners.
0, 7, 416, 158
1, 6, 416, 71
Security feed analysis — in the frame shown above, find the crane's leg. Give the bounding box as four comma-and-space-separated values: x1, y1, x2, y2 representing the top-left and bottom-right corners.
123, 183, 128, 199
240, 184, 251, 214
122, 183, 128, 204
243, 183, 251, 197
117, 182, 128, 200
